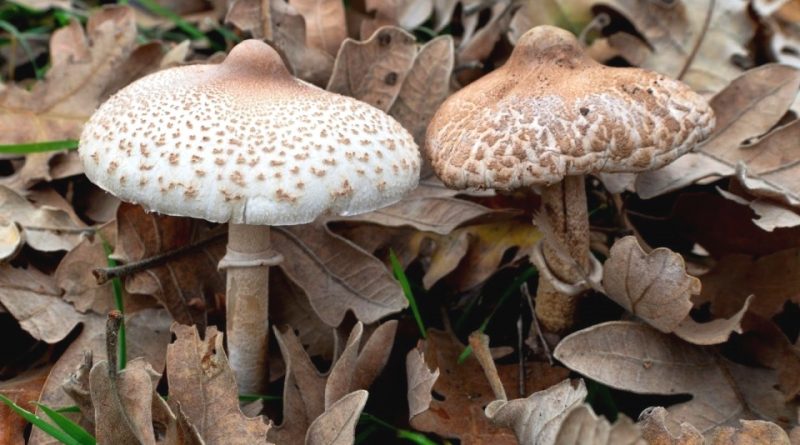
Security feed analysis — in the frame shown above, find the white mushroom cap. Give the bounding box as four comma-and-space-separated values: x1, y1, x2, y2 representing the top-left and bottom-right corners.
79, 39, 420, 225
425, 26, 715, 190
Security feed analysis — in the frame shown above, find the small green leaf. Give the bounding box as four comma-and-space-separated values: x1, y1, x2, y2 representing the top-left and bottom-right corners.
0, 395, 82, 445
36, 403, 97, 445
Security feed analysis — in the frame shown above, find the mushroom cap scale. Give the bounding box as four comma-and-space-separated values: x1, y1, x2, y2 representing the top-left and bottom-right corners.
425, 26, 715, 190
79, 39, 420, 225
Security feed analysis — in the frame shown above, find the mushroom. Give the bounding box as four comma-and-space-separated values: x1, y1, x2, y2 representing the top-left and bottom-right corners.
79, 39, 420, 393
424, 26, 714, 332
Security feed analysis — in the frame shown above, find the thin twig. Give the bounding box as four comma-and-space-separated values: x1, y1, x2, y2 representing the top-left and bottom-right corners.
522, 283, 553, 365
517, 310, 525, 398
93, 231, 226, 284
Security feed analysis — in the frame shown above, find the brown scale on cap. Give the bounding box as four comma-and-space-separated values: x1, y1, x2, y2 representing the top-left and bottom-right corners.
425, 26, 715, 190
79, 39, 420, 225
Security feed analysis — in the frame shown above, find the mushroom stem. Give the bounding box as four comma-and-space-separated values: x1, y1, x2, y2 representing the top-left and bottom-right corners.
224, 223, 274, 394
535, 175, 590, 332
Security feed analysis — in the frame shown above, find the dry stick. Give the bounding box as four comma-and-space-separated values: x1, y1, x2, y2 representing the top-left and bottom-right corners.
468, 331, 507, 402
93, 231, 226, 284
522, 283, 553, 365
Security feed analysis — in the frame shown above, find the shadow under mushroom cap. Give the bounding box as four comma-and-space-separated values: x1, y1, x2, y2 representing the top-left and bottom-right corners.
424, 25, 715, 191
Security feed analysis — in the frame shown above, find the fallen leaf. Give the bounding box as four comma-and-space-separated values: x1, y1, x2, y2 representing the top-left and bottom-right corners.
0, 185, 89, 253
602, 236, 749, 345
457, 1, 514, 68
304, 390, 368, 445
270, 0, 335, 85
166, 324, 272, 444
408, 329, 570, 444
388, 34, 454, 148
636, 64, 800, 201
30, 309, 172, 445
226, 0, 272, 39
598, 0, 755, 95
269, 321, 395, 443
327, 26, 417, 111
405, 348, 439, 418
717, 186, 800, 232
709, 420, 791, 444
554, 404, 645, 445
553, 321, 799, 433
289, 0, 347, 56
637, 406, 704, 445
273, 222, 407, 326
0, 220, 22, 262
700, 247, 800, 319
0, 264, 82, 343
90, 357, 161, 445
360, 0, 433, 38
485, 379, 588, 445
737, 316, 800, 400
0, 367, 49, 445
270, 269, 334, 359
113, 203, 225, 329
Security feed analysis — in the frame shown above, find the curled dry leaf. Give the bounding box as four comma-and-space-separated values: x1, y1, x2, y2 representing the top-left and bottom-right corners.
553, 404, 645, 445
0, 264, 82, 343
553, 321, 799, 433
90, 358, 161, 445
389, 35, 454, 147
167, 324, 272, 445
269, 321, 396, 444
485, 379, 588, 445
304, 390, 368, 445
113, 203, 225, 329
360, 0, 434, 38
327, 26, 417, 111
602, 236, 749, 345
407, 329, 569, 444
270, 269, 334, 358
0, 185, 88, 253
737, 316, 800, 400
288, 0, 347, 56
270, 0, 335, 85
225, 0, 272, 39
30, 309, 172, 445
637, 64, 800, 204
638, 406, 704, 445
273, 223, 406, 326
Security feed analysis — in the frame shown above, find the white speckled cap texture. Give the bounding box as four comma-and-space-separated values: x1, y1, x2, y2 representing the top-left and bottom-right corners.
80, 39, 420, 225
425, 26, 715, 190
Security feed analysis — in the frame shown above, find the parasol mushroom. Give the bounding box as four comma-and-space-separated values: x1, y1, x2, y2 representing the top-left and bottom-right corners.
79, 39, 420, 393
425, 26, 714, 332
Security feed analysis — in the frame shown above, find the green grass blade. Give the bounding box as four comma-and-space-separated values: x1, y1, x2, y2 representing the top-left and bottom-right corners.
389, 249, 426, 339
457, 266, 537, 364
36, 403, 96, 445
360, 413, 439, 445
0, 395, 82, 445
0, 140, 78, 154
0, 19, 42, 79
54, 405, 81, 413
101, 238, 126, 370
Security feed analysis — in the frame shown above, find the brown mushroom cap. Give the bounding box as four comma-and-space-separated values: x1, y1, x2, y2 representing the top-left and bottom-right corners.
425, 26, 715, 190
80, 39, 420, 225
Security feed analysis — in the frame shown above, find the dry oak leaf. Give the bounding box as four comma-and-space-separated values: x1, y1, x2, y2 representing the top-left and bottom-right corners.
360, 0, 433, 39
304, 390, 368, 445
327, 26, 417, 112
30, 309, 172, 445
596, 0, 754, 95
602, 236, 750, 345
636, 64, 800, 203
273, 222, 407, 326
270, 268, 334, 359
637, 406, 705, 445
0, 264, 82, 343
113, 203, 225, 329
700, 247, 800, 320
167, 324, 273, 445
0, 185, 88, 255
484, 379, 588, 445
226, 0, 273, 39
270, 0, 335, 86
0, 367, 49, 445
288, 0, 347, 56
90, 357, 161, 445
709, 420, 791, 444
554, 404, 645, 445
554, 321, 799, 434
407, 329, 570, 444
269, 321, 395, 444
737, 316, 800, 400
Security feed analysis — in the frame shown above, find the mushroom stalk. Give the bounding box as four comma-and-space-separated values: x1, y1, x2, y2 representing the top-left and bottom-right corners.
535, 175, 590, 332
224, 223, 274, 394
